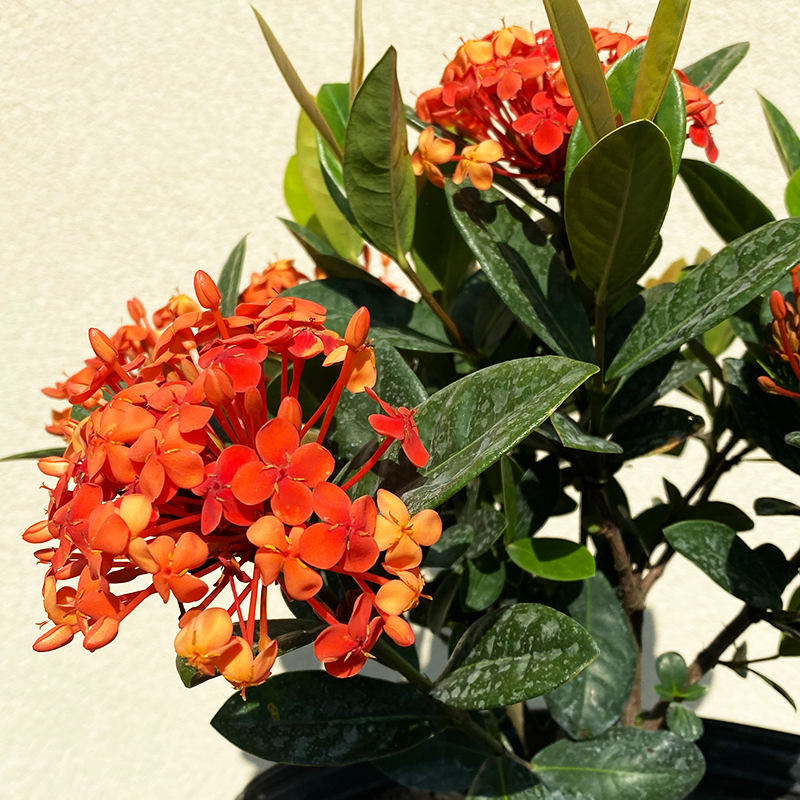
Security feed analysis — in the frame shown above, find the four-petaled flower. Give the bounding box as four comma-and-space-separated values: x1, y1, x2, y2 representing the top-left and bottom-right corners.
453, 140, 504, 191
374, 490, 442, 570
411, 126, 456, 188
365, 387, 429, 467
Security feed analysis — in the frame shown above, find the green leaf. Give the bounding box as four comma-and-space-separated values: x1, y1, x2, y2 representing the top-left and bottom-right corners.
402, 357, 598, 514
610, 406, 703, 462
446, 182, 592, 362
566, 120, 673, 294
759, 93, 800, 178
666, 703, 704, 742
541, 0, 615, 145
0, 447, 65, 461
630, 0, 690, 122
655, 651, 689, 699
664, 520, 783, 609
754, 497, 800, 517
786, 168, 800, 216
282, 279, 457, 353
532, 728, 705, 800
427, 569, 463, 635
430, 603, 599, 710
344, 47, 415, 263
779, 586, 800, 656
515, 458, 562, 540
681, 42, 750, 95
280, 217, 337, 258
217, 235, 247, 317
679, 159, 775, 243
462, 552, 506, 611
725, 358, 800, 476
567, 44, 686, 184
296, 110, 362, 261
211, 671, 443, 765
413, 180, 474, 308
349, 0, 364, 106
607, 219, 800, 379
507, 538, 595, 582
373, 728, 488, 792
465, 506, 507, 560
467, 757, 548, 799
251, 7, 342, 161
283, 155, 315, 225
424, 523, 474, 569
545, 573, 637, 739
681, 501, 753, 532
787, 431, 800, 448
551, 411, 623, 454
333, 340, 426, 460
748, 667, 797, 711
501, 456, 518, 544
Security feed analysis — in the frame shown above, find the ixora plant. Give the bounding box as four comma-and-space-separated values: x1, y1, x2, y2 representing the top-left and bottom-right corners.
11, 0, 800, 797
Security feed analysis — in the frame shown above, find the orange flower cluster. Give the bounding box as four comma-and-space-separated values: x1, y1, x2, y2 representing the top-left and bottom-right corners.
28, 265, 440, 693
414, 23, 719, 188
760, 265, 800, 399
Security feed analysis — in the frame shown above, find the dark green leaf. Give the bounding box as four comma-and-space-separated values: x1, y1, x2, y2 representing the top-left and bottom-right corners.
280, 217, 337, 258
655, 652, 689, 699
374, 728, 488, 792
755, 497, 800, 517
211, 671, 443, 765
333, 341, 426, 460
427, 569, 463, 635
344, 47, 415, 262
545, 573, 637, 739
314, 254, 386, 286
507, 538, 595, 582
607, 219, 800, 379
403, 357, 598, 514
666, 703, 704, 742
759, 94, 800, 178
664, 520, 783, 609
551, 411, 623, 454
725, 358, 800, 475
515, 458, 562, 539
468, 757, 548, 799
541, 0, 615, 144
787, 168, 800, 217
679, 159, 774, 243
532, 728, 705, 800
681, 42, 750, 95
610, 406, 703, 462
465, 506, 507, 560
217, 235, 247, 317
566, 120, 673, 293
681, 501, 753, 532
0, 447, 65, 461
501, 456, 518, 544
282, 278, 457, 353
749, 667, 797, 711
425, 523, 474, 569
430, 603, 599, 710
446, 183, 592, 361
413, 180, 474, 307
283, 154, 315, 225
462, 552, 506, 611
630, 0, 690, 122
779, 586, 800, 657
567, 44, 686, 184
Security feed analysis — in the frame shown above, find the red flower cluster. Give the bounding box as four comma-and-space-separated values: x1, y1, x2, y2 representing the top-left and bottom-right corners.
760, 265, 800, 399
28, 266, 440, 693
414, 23, 719, 188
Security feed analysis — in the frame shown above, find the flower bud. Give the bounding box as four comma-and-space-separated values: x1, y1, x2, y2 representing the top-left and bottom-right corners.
88, 328, 118, 364
345, 307, 370, 349
770, 290, 788, 322
277, 396, 302, 431
194, 270, 222, 310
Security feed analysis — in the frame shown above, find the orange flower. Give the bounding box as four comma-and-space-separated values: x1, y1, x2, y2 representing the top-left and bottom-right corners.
174, 607, 236, 676
453, 140, 504, 191
374, 490, 442, 570
128, 531, 209, 603
411, 126, 456, 188
365, 387, 429, 468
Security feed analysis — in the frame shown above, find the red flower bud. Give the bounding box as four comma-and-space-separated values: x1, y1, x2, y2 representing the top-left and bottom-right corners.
194, 270, 222, 310
88, 328, 118, 364
345, 307, 370, 349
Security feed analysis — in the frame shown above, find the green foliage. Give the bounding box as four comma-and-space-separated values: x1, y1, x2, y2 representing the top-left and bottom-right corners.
666, 703, 704, 741
216, 235, 247, 317
759, 93, 800, 178
681, 42, 750, 94
506, 538, 595, 582
468, 757, 547, 799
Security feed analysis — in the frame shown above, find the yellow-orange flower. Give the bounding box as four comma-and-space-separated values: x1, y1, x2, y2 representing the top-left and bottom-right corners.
411, 126, 456, 188
453, 140, 504, 191
374, 490, 442, 570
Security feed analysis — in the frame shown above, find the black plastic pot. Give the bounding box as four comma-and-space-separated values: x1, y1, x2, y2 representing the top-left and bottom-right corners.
236, 719, 800, 800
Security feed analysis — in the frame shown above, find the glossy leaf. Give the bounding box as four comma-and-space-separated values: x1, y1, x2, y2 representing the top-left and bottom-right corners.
654, 651, 689, 699
462, 553, 506, 611
212, 671, 443, 765
515, 458, 562, 539
607, 219, 800, 379
666, 703, 704, 742
374, 728, 488, 792
682, 501, 753, 532
501, 456, 518, 544
424, 523, 474, 569
664, 520, 783, 609
754, 497, 800, 517
413, 180, 474, 308
759, 93, 800, 178
507, 538, 595, 582
679, 159, 774, 243
427, 569, 463, 635
681, 42, 749, 95
217, 235, 247, 317
749, 668, 797, 711
545, 573, 637, 739
446, 183, 592, 362
283, 155, 315, 225
566, 120, 673, 293
787, 168, 800, 216
349, 0, 364, 106
532, 728, 705, 800
541, 0, 615, 145
402, 357, 598, 514
465, 507, 507, 560
610, 406, 703, 462
725, 358, 800, 476
630, 0, 690, 122
567, 44, 686, 183
468, 757, 548, 799
251, 7, 342, 161
344, 47, 415, 263
551, 411, 622, 454
430, 603, 599, 710
334, 340, 426, 460
280, 217, 337, 259
1, 447, 65, 461
283, 279, 457, 353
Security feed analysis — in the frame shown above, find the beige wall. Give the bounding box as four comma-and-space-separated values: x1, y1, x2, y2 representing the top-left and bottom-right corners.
2, 2, 799, 798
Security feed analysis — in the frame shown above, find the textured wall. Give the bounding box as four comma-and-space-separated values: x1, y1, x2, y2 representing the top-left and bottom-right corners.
2, 2, 799, 798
